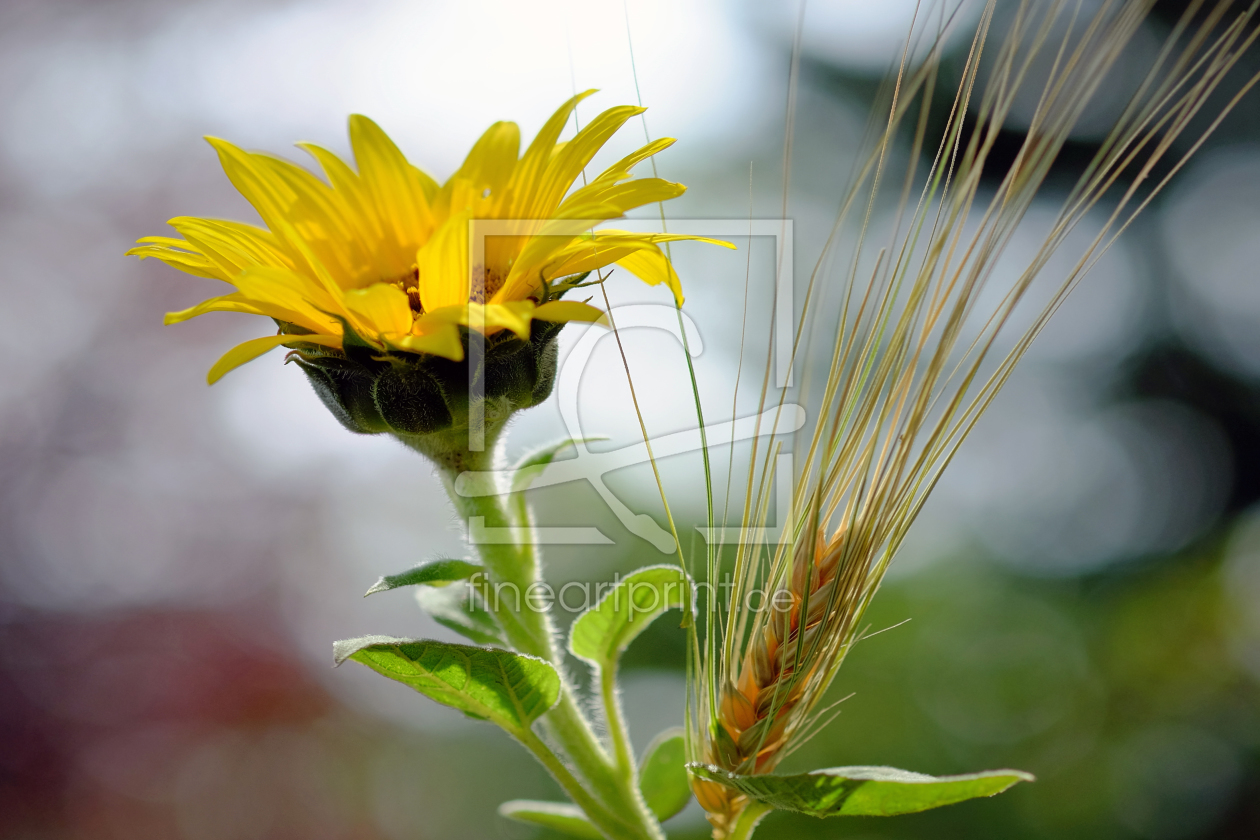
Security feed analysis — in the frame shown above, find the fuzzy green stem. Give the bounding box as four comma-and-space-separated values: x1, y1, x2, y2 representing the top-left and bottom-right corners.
440, 469, 554, 655
600, 665, 636, 779
440, 469, 613, 780
509, 494, 664, 840
422, 437, 663, 840
515, 727, 641, 840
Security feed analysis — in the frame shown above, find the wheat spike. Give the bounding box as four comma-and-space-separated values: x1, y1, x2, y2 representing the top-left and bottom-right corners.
690, 1, 1260, 835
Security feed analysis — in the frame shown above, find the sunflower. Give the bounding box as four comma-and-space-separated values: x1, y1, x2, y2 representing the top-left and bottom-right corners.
129, 90, 728, 386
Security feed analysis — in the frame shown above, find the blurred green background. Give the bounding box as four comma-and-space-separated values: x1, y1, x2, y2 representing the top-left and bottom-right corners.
2, 1, 1259, 838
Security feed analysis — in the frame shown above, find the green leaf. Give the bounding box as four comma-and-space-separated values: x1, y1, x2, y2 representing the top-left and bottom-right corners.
498, 800, 602, 839
511, 436, 607, 495
639, 728, 691, 821
568, 565, 689, 669
415, 583, 503, 646
334, 636, 560, 734
687, 764, 1034, 817
364, 558, 482, 596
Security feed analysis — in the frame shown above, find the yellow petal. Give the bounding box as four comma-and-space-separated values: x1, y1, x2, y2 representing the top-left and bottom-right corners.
593, 230, 737, 249
504, 90, 596, 217
343, 283, 414, 338
409, 163, 439, 203
416, 211, 471, 313
204, 138, 346, 304
128, 241, 220, 279
541, 242, 642, 280
561, 177, 686, 217
615, 245, 684, 306
252, 153, 371, 284
164, 291, 310, 326
539, 232, 734, 283
231, 266, 344, 333
533, 300, 608, 325
438, 176, 483, 218
481, 301, 536, 338
589, 137, 676, 187
393, 321, 465, 360
452, 120, 519, 199
205, 137, 301, 248
207, 333, 341, 384
525, 104, 645, 219
495, 201, 624, 301
426, 300, 535, 339
134, 235, 194, 250
349, 115, 435, 252
298, 141, 398, 279
169, 217, 293, 278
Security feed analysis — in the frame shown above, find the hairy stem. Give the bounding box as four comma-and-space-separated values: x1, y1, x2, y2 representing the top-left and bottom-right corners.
441, 469, 553, 655
431, 442, 664, 840
515, 727, 624, 834
601, 664, 636, 779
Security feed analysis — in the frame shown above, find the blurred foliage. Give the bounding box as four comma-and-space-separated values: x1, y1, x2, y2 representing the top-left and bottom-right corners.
690, 540, 1260, 840
4, 523, 1257, 839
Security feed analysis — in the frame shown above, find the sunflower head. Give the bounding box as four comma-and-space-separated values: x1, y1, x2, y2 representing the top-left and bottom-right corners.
130, 91, 732, 459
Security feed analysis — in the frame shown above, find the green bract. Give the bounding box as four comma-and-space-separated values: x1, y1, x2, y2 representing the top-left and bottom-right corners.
288, 318, 564, 441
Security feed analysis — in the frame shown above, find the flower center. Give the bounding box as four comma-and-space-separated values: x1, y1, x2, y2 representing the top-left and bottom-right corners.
468, 264, 504, 304
395, 263, 506, 315
402, 265, 423, 315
